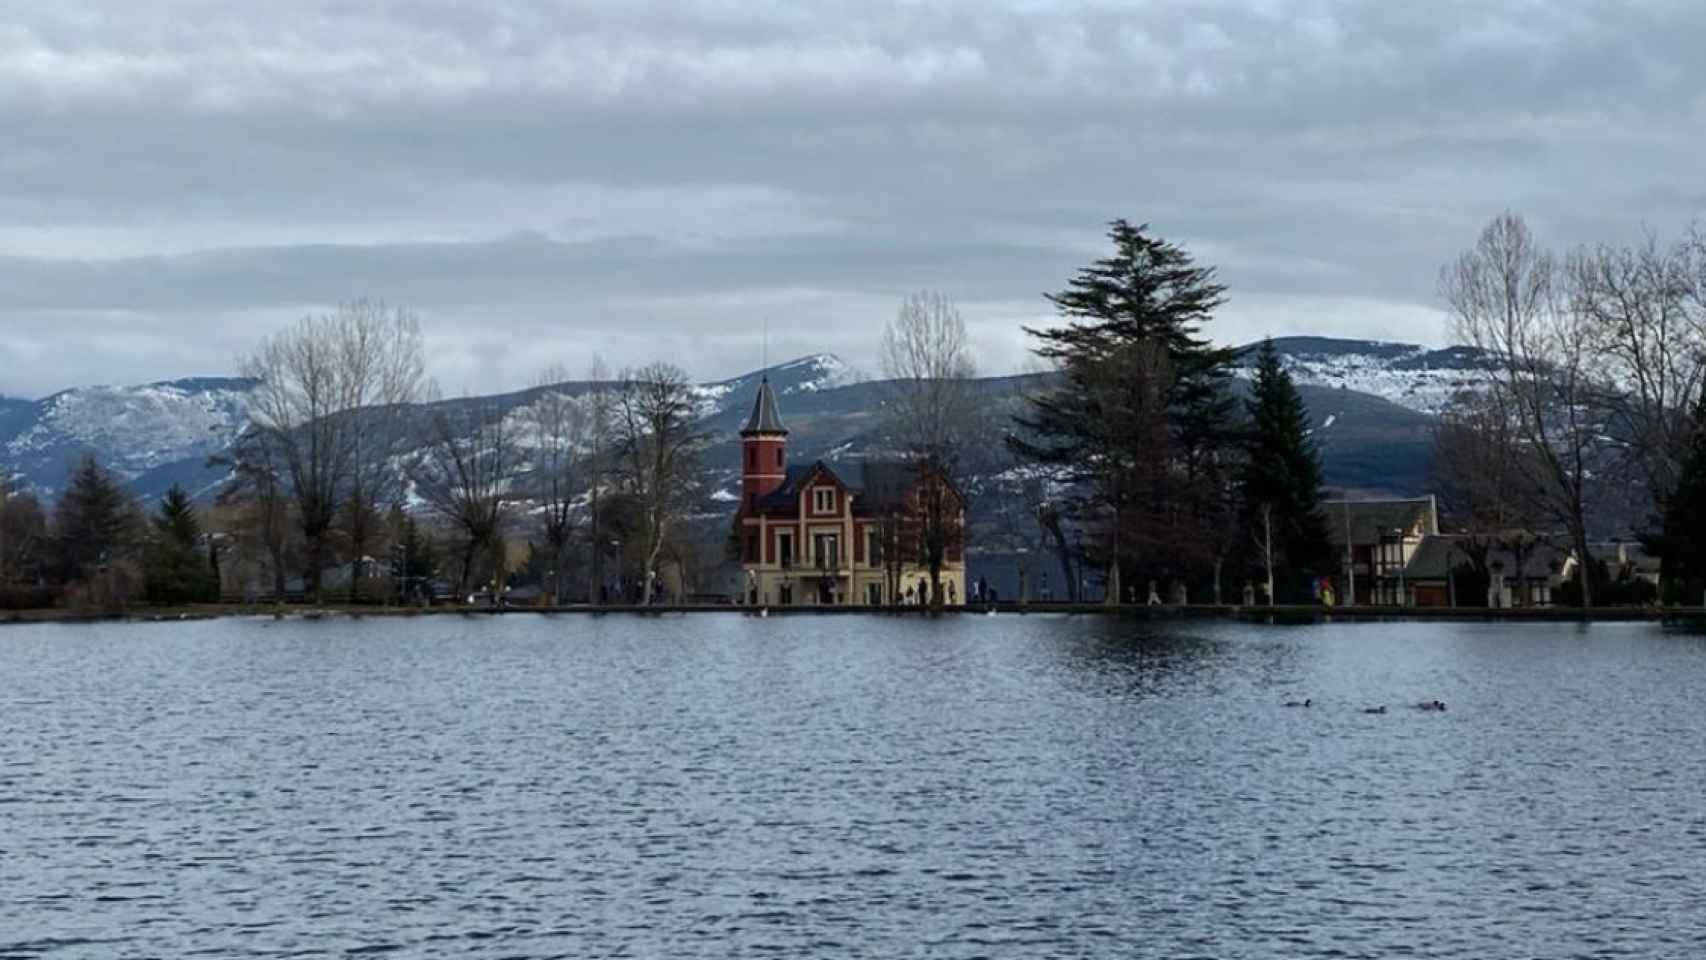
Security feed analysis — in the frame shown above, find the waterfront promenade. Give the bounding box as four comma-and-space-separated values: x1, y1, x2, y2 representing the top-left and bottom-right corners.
7, 600, 1705, 625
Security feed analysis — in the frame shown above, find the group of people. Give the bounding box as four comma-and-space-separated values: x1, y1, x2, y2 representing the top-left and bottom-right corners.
898, 576, 1006, 606
903, 579, 958, 606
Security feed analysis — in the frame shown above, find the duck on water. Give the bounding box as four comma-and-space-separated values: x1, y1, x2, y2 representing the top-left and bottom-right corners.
1281, 701, 1445, 714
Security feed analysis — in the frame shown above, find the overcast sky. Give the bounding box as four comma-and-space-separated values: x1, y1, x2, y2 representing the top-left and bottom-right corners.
3, 0, 1704, 398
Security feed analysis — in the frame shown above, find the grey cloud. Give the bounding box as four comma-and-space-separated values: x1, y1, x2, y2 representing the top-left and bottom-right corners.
3, 1, 1706, 397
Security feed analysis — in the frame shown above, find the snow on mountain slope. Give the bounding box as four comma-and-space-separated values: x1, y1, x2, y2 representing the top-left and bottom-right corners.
1233, 337, 1490, 415
1, 377, 257, 496
0, 355, 858, 500
676, 353, 860, 422
0, 340, 1467, 504
769, 354, 858, 394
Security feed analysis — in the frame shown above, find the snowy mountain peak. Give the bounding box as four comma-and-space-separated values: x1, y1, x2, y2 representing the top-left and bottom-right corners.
1234, 336, 1490, 415
769, 353, 858, 393
3, 378, 258, 497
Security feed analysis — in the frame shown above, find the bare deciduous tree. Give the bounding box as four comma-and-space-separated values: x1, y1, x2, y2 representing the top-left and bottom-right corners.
336, 305, 425, 601
523, 366, 589, 604
999, 358, 1082, 602
212, 430, 295, 602
613, 363, 705, 605
1432, 389, 1552, 605
584, 356, 615, 603
242, 301, 424, 602
409, 395, 519, 596
1441, 212, 1599, 606
881, 291, 977, 608
1573, 232, 1706, 508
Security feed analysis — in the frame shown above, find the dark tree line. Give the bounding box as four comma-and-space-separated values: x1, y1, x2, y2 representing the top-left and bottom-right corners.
0, 454, 222, 610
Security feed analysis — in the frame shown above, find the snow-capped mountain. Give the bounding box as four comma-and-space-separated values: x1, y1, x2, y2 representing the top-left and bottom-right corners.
1, 378, 258, 500
0, 339, 1470, 505
1233, 336, 1490, 415
688, 353, 861, 418
0, 357, 862, 501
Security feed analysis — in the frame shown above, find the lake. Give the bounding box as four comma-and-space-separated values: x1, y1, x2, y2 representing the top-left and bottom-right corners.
3, 614, 1704, 958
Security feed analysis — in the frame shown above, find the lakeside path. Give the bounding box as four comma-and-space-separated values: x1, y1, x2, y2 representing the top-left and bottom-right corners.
6, 601, 1706, 626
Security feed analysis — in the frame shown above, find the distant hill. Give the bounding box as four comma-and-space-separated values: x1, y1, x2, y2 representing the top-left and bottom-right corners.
1, 338, 1453, 504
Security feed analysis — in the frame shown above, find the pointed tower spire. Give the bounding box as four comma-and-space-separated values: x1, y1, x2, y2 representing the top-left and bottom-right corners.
741, 376, 788, 436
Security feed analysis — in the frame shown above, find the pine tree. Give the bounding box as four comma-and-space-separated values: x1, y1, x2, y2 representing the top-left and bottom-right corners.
143, 484, 218, 604
156, 484, 201, 547
52, 454, 138, 583
1239, 340, 1332, 601
1010, 220, 1240, 592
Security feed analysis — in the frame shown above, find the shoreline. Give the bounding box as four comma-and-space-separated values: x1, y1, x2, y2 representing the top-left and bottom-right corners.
4, 601, 1703, 626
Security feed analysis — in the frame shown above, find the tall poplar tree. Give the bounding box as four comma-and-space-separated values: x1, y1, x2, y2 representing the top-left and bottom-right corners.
1239, 340, 1332, 601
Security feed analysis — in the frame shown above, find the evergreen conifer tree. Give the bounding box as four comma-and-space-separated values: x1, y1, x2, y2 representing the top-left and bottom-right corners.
1239, 340, 1332, 601
156, 484, 201, 547
52, 454, 138, 583
1010, 220, 1240, 593
143, 484, 218, 604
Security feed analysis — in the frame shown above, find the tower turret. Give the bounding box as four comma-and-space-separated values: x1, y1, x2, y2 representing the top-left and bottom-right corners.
740, 376, 788, 510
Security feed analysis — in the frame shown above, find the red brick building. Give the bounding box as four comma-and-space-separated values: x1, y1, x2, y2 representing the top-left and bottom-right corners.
732, 377, 966, 606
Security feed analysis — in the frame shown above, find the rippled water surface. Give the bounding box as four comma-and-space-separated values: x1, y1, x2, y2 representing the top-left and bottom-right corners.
5, 614, 1706, 957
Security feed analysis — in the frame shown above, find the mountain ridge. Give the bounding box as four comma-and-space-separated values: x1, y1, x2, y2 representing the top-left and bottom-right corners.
1, 338, 1475, 502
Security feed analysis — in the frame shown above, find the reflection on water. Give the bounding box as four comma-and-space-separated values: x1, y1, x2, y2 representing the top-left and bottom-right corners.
3, 615, 1705, 958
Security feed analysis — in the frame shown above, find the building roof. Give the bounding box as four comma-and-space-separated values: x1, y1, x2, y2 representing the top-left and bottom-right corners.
753, 463, 825, 510
1322, 496, 1439, 545
748, 458, 930, 515
840, 460, 916, 512
741, 377, 788, 436
1585, 541, 1661, 574
1401, 534, 1565, 581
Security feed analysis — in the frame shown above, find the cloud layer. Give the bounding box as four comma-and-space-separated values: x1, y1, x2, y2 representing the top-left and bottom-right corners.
3, 0, 1705, 395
